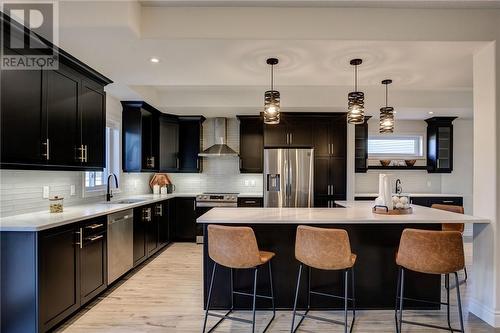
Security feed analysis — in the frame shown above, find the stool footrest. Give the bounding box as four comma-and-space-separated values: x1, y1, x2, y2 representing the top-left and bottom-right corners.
233, 290, 273, 300
310, 290, 355, 302
296, 312, 346, 326
402, 319, 463, 332
398, 296, 449, 306
207, 311, 253, 324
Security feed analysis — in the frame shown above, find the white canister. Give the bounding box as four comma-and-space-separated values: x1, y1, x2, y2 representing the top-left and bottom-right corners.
153, 184, 160, 194
160, 186, 168, 194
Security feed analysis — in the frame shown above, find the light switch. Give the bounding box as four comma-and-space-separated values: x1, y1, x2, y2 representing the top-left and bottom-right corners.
70, 185, 76, 196
250, 180, 256, 186
43, 186, 49, 199
427, 181, 432, 187
244, 180, 250, 186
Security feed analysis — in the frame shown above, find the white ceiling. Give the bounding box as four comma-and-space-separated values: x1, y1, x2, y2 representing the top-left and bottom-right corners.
56, 1, 487, 119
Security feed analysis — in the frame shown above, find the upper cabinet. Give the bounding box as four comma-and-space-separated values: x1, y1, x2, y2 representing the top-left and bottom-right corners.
122, 102, 204, 173
426, 117, 456, 173
0, 55, 111, 171
354, 117, 370, 173
264, 114, 313, 147
238, 115, 264, 173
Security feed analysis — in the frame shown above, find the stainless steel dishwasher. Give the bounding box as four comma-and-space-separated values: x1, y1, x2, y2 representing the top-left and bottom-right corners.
107, 210, 134, 284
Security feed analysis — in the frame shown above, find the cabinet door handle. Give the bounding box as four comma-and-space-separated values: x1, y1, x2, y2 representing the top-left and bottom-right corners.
151, 156, 155, 168
85, 235, 104, 242
41, 139, 50, 160
245, 200, 256, 204
290, 133, 293, 144
85, 223, 103, 229
84, 145, 88, 163
197, 158, 199, 169
155, 204, 163, 216
176, 158, 180, 169
75, 228, 83, 249
442, 200, 454, 203
193, 201, 196, 211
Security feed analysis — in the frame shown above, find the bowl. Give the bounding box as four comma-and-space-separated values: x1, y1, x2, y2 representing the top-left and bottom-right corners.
380, 160, 391, 167
405, 159, 416, 167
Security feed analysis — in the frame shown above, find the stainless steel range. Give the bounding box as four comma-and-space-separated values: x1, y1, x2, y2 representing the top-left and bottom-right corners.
195, 193, 238, 243
196, 192, 238, 208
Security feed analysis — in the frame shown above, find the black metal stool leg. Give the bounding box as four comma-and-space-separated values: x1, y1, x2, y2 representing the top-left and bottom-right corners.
455, 272, 465, 333
344, 269, 348, 333
307, 266, 311, 310
230, 268, 234, 310
395, 267, 401, 332
202, 263, 217, 333
463, 266, 468, 282
398, 268, 404, 333
350, 267, 356, 333
290, 264, 303, 333
446, 274, 452, 331
252, 267, 258, 333
268, 261, 276, 319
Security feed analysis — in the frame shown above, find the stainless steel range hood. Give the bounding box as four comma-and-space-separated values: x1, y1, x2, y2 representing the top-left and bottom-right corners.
198, 118, 238, 157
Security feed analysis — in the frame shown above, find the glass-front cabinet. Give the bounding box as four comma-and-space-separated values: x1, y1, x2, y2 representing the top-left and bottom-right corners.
426, 117, 456, 173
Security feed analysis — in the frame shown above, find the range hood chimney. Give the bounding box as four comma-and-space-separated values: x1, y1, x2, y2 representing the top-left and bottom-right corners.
198, 118, 238, 157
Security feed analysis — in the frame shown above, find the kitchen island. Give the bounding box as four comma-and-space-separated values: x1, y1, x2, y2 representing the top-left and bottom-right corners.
197, 202, 489, 310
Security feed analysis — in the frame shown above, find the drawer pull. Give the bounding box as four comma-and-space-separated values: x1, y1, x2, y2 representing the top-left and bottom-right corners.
245, 200, 256, 204
86, 223, 104, 229
85, 235, 104, 242
442, 200, 454, 203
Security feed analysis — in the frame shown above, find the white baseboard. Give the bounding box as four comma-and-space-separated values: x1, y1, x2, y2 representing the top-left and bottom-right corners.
469, 298, 500, 327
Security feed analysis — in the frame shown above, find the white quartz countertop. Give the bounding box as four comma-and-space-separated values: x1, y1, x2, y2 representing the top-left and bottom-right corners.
197, 201, 489, 225
0, 193, 196, 232
355, 193, 463, 198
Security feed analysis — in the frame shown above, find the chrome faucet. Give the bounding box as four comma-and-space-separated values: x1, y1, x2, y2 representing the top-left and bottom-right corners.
106, 173, 119, 202
395, 179, 402, 195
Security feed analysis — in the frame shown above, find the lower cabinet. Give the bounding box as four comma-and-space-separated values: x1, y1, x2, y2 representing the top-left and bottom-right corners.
354, 196, 464, 208
173, 197, 197, 242
158, 200, 170, 246
38, 216, 107, 332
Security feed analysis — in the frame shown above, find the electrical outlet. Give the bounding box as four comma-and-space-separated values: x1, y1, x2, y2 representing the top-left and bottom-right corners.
250, 180, 256, 186
244, 180, 250, 186
43, 186, 49, 199
427, 181, 432, 187
70, 185, 76, 196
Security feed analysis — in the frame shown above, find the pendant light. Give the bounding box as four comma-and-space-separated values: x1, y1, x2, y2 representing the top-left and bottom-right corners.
263, 58, 280, 125
379, 79, 395, 133
347, 59, 365, 125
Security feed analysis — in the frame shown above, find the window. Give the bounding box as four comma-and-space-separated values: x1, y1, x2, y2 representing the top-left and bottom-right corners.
84, 123, 120, 193
368, 135, 423, 157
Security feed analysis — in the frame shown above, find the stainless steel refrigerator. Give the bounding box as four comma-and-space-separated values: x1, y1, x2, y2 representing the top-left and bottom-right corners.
264, 148, 314, 207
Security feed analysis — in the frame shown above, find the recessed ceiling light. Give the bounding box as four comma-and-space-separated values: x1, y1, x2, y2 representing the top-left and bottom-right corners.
428, 111, 434, 115
150, 57, 160, 63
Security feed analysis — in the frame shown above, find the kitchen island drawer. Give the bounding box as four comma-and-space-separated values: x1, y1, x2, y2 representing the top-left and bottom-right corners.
237, 197, 263, 207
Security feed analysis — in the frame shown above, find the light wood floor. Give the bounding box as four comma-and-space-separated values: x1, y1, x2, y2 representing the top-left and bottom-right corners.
57, 242, 499, 332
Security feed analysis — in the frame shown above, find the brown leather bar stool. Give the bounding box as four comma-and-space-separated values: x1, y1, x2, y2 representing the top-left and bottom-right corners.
291, 225, 356, 333
395, 229, 465, 333
203, 225, 276, 333
431, 204, 468, 281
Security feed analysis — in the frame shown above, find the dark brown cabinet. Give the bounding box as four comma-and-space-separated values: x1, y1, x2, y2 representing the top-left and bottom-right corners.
79, 218, 107, 305
237, 197, 264, 207
426, 117, 456, 173
38, 216, 107, 332
0, 62, 44, 166
312, 114, 347, 207
133, 205, 151, 265
0, 24, 111, 171
158, 201, 170, 246
238, 116, 264, 173
159, 116, 179, 171
178, 117, 204, 173
80, 80, 106, 168
264, 115, 313, 147
355, 117, 370, 173
173, 197, 197, 242
122, 102, 204, 173
39, 224, 80, 332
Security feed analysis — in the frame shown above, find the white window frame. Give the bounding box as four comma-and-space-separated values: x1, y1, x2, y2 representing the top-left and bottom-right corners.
368, 135, 424, 159
83, 120, 121, 197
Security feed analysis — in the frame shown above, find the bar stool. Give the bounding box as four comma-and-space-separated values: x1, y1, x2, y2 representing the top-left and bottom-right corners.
431, 203, 468, 281
291, 225, 356, 333
395, 228, 465, 333
203, 225, 276, 333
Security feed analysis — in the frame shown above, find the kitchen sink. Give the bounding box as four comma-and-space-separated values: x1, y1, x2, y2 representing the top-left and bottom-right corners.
105, 199, 146, 204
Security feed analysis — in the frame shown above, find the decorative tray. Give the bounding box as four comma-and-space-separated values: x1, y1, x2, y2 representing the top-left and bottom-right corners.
372, 205, 413, 215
